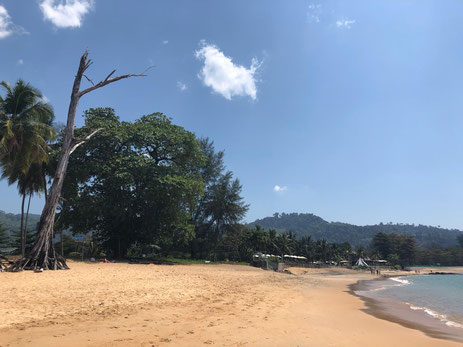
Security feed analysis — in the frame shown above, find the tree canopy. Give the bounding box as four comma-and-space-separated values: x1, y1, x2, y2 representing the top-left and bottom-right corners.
57, 108, 206, 258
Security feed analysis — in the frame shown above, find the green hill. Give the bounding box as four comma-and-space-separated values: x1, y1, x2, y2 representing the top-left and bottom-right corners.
249, 212, 463, 249
0, 210, 41, 234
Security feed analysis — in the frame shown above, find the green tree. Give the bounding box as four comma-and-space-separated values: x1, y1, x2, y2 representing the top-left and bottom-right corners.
267, 228, 281, 255
0, 80, 55, 256
398, 235, 416, 266
57, 108, 205, 258
372, 232, 391, 259
53, 234, 78, 257
191, 138, 248, 259
387, 253, 399, 266
457, 235, 463, 248
247, 225, 269, 253
8, 228, 36, 255
0, 223, 8, 253
276, 232, 296, 258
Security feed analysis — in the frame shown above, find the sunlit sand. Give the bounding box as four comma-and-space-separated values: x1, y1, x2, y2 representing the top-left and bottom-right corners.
0, 262, 459, 346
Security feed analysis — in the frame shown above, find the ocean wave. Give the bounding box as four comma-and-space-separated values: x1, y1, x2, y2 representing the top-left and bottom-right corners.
355, 277, 411, 296
390, 277, 411, 286
407, 303, 463, 329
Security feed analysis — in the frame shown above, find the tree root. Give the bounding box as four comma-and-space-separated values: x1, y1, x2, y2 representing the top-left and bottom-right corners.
7, 226, 70, 272
7, 239, 69, 272
0, 255, 13, 271
8, 254, 69, 272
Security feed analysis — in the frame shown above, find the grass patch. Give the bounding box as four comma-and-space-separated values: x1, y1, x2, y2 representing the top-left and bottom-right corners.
162, 257, 248, 266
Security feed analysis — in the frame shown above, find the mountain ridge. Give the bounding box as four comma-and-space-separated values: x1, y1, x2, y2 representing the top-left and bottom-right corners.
248, 212, 463, 249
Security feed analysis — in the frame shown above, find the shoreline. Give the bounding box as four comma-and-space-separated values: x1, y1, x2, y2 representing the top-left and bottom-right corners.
350, 270, 463, 344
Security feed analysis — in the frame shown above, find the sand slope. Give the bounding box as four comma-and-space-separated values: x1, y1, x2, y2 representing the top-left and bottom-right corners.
0, 262, 459, 346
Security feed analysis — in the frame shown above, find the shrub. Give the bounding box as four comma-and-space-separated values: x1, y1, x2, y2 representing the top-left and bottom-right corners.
68, 252, 81, 259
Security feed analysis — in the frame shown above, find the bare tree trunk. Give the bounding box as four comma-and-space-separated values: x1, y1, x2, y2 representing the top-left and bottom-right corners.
43, 171, 48, 202
24, 193, 32, 251
20, 194, 25, 256
9, 50, 146, 271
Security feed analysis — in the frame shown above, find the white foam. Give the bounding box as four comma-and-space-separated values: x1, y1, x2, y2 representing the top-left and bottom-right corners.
390, 277, 411, 286
446, 321, 463, 329
407, 303, 463, 329
355, 277, 411, 296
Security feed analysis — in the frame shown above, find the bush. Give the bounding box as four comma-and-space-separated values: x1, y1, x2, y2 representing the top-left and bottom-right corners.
68, 252, 81, 259
126, 242, 160, 258
353, 265, 369, 270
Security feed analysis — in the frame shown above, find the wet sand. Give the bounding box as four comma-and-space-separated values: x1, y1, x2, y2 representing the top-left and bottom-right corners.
0, 262, 460, 346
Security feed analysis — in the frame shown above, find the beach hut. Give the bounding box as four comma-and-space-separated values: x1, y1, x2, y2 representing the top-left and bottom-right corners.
355, 257, 369, 267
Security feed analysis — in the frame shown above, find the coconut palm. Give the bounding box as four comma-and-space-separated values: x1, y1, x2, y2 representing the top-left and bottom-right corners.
0, 80, 55, 255
276, 232, 295, 257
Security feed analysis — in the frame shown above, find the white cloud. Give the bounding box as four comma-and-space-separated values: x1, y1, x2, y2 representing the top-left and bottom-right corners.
336, 19, 356, 29
17, 59, 24, 65
177, 81, 187, 91
307, 3, 322, 23
0, 6, 13, 39
0, 5, 27, 39
39, 0, 94, 28
273, 185, 288, 192
163, 40, 169, 44
195, 41, 261, 101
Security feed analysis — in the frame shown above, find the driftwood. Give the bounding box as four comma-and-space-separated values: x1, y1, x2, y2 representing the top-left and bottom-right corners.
8, 50, 146, 272
0, 255, 13, 271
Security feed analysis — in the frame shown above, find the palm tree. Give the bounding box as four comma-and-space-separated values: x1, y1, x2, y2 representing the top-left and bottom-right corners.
298, 235, 314, 261
0, 80, 55, 255
267, 228, 279, 255
276, 232, 295, 257
315, 239, 328, 262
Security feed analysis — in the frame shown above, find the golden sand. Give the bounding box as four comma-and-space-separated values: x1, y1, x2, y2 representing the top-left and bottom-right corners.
0, 261, 459, 346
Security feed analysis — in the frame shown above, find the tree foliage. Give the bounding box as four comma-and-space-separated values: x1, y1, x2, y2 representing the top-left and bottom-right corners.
0, 80, 55, 256
58, 108, 205, 257
372, 232, 416, 266
0, 223, 8, 252
191, 138, 248, 259
458, 235, 463, 248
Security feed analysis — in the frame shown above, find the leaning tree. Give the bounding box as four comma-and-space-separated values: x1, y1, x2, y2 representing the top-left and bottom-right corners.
9, 50, 146, 271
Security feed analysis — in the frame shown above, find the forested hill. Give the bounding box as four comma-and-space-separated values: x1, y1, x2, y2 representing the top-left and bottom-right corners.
249, 213, 463, 249
0, 210, 40, 232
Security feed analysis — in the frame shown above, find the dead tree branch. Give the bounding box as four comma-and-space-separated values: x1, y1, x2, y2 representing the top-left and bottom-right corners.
79, 68, 148, 98
70, 128, 103, 154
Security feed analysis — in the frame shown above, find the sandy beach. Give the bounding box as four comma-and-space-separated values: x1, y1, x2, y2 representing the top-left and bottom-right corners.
0, 262, 460, 347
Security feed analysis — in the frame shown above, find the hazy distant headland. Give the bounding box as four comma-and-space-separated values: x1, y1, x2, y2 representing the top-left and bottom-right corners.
249, 213, 463, 249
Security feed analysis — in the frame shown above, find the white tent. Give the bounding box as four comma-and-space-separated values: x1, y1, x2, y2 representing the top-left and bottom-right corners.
355, 257, 369, 266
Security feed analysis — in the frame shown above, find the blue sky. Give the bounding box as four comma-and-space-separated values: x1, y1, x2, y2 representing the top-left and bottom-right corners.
1, 0, 463, 229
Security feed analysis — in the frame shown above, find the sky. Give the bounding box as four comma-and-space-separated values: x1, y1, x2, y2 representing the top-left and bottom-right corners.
1, 0, 463, 229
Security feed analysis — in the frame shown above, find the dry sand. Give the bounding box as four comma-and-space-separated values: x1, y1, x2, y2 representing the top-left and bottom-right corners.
0, 261, 460, 347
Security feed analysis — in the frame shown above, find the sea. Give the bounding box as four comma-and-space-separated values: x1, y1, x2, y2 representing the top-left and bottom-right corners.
354, 271, 463, 342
